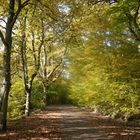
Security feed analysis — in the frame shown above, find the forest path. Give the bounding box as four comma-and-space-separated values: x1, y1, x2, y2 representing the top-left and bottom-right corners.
0, 105, 140, 140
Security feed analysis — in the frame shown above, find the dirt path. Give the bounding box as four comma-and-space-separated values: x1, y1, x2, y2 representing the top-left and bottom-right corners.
0, 105, 140, 140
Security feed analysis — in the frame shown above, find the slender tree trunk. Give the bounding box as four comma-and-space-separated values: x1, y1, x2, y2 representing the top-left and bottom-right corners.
25, 87, 31, 116
0, 46, 11, 130
20, 16, 44, 116
43, 84, 49, 107
20, 14, 31, 116
24, 77, 34, 116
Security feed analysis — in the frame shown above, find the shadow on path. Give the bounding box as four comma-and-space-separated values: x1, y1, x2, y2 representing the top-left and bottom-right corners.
0, 105, 140, 140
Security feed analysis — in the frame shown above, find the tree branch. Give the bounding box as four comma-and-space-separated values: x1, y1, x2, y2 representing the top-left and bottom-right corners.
17, 0, 22, 7
37, 18, 44, 70
133, 1, 140, 37
134, 1, 140, 21
126, 13, 140, 40
22, 0, 30, 7
0, 18, 6, 24
0, 25, 6, 30
37, 0, 58, 21
31, 31, 37, 67
10, 0, 30, 29
0, 30, 6, 46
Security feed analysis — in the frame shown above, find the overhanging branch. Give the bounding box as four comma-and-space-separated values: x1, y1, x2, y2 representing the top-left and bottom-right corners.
11, 0, 30, 29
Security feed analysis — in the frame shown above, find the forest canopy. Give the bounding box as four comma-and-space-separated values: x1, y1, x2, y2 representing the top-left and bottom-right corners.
0, 0, 140, 131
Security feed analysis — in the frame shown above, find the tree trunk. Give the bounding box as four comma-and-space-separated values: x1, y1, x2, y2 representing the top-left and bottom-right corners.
0, 10, 13, 129
20, 13, 43, 117
43, 86, 48, 107
25, 88, 31, 116
43, 85, 49, 107
0, 44, 12, 131
24, 77, 35, 116
0, 0, 30, 131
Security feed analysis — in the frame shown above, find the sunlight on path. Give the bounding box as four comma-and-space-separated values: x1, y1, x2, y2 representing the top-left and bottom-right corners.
0, 105, 140, 140
54, 107, 110, 140
45, 106, 140, 140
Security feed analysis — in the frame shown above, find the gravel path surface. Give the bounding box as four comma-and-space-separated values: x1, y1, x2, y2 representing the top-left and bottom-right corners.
0, 105, 140, 140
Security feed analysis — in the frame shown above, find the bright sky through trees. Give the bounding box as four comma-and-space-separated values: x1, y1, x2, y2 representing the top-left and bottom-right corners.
58, 4, 71, 15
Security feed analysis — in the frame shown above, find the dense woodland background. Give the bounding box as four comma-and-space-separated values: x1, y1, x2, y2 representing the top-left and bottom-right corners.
0, 0, 140, 131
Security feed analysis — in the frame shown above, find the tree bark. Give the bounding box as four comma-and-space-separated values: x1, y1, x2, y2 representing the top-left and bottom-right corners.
1, 47, 12, 131
0, 0, 14, 131
25, 87, 31, 116
0, 0, 30, 131
43, 84, 49, 107
20, 16, 44, 116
